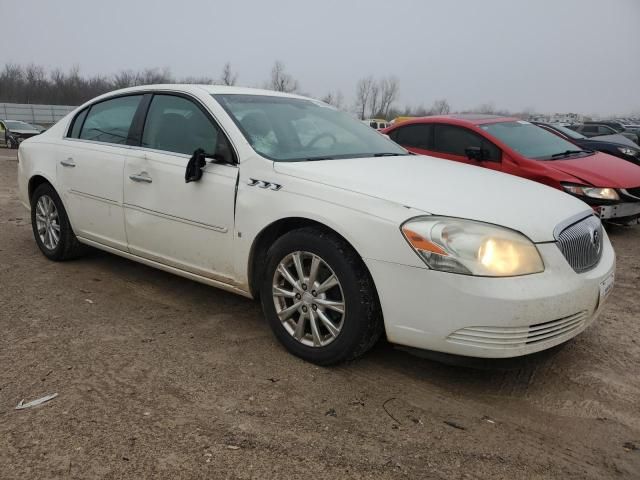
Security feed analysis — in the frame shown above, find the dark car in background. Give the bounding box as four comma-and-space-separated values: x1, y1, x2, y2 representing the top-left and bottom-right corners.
0, 120, 41, 148
569, 122, 639, 144
384, 115, 640, 224
533, 122, 640, 167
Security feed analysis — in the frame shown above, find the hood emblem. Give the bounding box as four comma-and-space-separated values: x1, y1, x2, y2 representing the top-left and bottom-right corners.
591, 228, 601, 252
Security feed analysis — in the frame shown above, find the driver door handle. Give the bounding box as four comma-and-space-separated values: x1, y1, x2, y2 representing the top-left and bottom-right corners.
60, 158, 76, 167
129, 172, 153, 183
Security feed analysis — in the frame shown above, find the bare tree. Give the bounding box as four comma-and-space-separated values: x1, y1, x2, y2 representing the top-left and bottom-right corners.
321, 90, 344, 109
220, 62, 238, 86
355, 76, 374, 120
430, 99, 450, 115
267, 61, 299, 93
368, 82, 381, 118
473, 102, 496, 114
378, 76, 400, 118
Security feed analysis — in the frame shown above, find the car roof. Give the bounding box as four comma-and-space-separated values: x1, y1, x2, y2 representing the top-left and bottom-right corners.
92, 84, 310, 101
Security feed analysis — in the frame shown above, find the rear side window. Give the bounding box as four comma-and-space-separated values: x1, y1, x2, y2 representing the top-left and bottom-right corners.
434, 124, 500, 161
141, 94, 233, 161
68, 108, 88, 138
391, 124, 432, 149
79, 95, 143, 145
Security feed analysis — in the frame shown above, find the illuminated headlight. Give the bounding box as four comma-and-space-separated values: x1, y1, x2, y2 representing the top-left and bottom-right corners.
618, 146, 639, 156
561, 184, 620, 201
401, 217, 544, 277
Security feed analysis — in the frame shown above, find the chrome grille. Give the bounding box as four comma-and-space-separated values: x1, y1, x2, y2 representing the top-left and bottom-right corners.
556, 215, 603, 273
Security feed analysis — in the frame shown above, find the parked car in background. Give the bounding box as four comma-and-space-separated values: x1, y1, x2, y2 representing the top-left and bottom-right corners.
622, 123, 640, 136
0, 120, 42, 148
364, 118, 389, 130
569, 123, 639, 144
533, 122, 640, 167
384, 115, 640, 224
16, 85, 616, 364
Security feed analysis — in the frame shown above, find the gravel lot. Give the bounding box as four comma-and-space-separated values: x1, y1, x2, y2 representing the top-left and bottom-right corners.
1, 149, 639, 479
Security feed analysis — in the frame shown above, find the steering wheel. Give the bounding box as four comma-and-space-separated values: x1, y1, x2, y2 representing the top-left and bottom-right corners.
305, 132, 337, 149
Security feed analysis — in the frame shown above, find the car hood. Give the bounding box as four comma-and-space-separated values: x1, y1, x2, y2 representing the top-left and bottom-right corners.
10, 129, 39, 135
274, 155, 591, 242
545, 151, 640, 188
592, 133, 639, 148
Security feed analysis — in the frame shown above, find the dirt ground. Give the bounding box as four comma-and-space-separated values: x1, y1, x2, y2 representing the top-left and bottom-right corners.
0, 149, 638, 480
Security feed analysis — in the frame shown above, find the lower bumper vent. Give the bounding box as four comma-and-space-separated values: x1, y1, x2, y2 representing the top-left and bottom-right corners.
446, 311, 588, 349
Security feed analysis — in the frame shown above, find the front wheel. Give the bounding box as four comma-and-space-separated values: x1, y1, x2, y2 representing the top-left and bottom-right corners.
260, 227, 383, 365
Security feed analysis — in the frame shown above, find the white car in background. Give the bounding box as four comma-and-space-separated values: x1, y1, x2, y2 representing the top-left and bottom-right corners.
17, 85, 616, 365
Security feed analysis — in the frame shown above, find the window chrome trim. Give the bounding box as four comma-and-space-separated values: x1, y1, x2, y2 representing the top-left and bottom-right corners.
63, 88, 241, 165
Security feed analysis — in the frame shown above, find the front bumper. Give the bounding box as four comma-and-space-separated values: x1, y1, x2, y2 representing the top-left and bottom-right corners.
365, 235, 616, 358
595, 201, 640, 222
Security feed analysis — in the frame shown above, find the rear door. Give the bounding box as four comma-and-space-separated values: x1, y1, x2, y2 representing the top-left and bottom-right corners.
123, 93, 239, 283
58, 94, 144, 250
388, 123, 433, 155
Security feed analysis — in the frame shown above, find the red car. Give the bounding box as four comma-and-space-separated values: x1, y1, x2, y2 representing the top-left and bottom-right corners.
383, 115, 640, 224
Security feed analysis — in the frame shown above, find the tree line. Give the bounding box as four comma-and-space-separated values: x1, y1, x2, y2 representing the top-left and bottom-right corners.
0, 61, 540, 120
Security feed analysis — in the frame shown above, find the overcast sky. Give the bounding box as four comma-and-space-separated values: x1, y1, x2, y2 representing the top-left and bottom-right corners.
3, 0, 640, 115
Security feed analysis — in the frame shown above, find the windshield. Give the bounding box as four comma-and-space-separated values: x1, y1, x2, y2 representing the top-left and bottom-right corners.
5, 120, 38, 131
481, 121, 588, 160
553, 124, 586, 140
213, 94, 407, 162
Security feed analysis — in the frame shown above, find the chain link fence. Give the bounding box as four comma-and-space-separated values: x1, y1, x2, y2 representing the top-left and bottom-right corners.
0, 103, 76, 127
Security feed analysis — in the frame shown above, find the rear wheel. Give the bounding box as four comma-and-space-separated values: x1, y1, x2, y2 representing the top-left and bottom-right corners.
31, 183, 86, 261
260, 227, 383, 365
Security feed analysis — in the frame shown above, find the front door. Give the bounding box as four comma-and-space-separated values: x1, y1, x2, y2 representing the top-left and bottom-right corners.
431, 124, 503, 172
123, 93, 238, 283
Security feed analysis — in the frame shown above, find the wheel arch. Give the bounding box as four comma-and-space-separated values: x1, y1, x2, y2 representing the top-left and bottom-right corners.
247, 216, 379, 303
28, 174, 55, 205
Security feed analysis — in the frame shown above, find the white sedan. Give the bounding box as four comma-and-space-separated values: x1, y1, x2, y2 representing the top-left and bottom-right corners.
17, 85, 616, 365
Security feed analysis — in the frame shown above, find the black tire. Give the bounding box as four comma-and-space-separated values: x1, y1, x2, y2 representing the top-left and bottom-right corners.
7, 138, 17, 149
260, 226, 383, 365
31, 183, 86, 261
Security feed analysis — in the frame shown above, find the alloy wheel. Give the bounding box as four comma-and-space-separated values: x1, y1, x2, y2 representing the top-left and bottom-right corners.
272, 251, 345, 347
35, 195, 60, 250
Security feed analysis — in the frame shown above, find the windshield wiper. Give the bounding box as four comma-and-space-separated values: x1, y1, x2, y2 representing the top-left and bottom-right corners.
551, 150, 585, 158
373, 152, 406, 157
303, 156, 335, 161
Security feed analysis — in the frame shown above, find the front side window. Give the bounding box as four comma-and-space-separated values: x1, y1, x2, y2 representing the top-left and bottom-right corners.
214, 94, 407, 162
79, 95, 142, 145
433, 124, 500, 161
391, 124, 432, 149
481, 121, 590, 160
141, 95, 233, 162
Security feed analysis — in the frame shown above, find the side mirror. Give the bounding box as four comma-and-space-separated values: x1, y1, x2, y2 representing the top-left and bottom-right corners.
185, 148, 207, 183
465, 146, 485, 161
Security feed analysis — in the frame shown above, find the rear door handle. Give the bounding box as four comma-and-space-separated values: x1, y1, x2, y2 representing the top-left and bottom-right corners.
60, 158, 76, 167
129, 172, 152, 183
